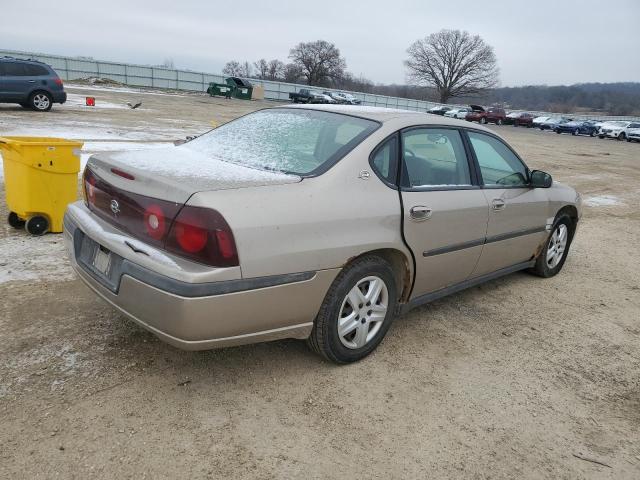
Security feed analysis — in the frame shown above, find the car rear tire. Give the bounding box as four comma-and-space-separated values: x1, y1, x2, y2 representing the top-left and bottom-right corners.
307, 255, 398, 363
29, 92, 52, 112
528, 214, 574, 278
479, 117, 487, 124
497, 119, 503, 125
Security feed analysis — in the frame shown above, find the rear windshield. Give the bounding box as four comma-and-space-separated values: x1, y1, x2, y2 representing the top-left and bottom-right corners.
184, 108, 379, 175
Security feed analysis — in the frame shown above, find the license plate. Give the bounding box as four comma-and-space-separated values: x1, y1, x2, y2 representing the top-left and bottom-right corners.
93, 245, 112, 275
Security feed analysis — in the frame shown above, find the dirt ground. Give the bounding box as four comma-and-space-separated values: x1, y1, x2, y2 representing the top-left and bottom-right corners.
1, 86, 639, 479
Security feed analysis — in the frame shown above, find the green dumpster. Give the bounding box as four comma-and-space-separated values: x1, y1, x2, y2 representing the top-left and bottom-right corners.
226, 77, 253, 100
207, 82, 235, 99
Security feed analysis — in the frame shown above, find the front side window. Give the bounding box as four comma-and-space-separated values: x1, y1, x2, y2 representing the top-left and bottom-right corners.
1, 62, 27, 76
468, 131, 528, 187
184, 109, 379, 175
401, 129, 471, 188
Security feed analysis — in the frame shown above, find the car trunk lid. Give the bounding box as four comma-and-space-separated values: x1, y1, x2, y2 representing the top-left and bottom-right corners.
83, 145, 300, 251
87, 145, 301, 204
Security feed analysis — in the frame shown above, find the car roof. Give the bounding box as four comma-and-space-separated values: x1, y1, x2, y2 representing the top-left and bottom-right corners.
0, 56, 46, 65
276, 104, 495, 132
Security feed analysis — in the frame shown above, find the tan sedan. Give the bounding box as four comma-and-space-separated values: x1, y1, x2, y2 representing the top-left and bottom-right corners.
64, 105, 581, 363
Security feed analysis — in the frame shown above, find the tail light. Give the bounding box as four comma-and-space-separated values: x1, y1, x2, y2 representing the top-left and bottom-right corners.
82, 167, 239, 267
54, 77, 63, 87
166, 206, 239, 267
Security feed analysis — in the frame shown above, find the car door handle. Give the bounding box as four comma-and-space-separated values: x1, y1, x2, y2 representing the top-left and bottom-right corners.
492, 199, 506, 211
27, 80, 36, 83
410, 206, 432, 221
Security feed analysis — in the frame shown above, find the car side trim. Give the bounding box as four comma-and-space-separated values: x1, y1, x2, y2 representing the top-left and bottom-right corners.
423, 238, 485, 257
423, 226, 547, 257
401, 260, 535, 314
485, 226, 548, 244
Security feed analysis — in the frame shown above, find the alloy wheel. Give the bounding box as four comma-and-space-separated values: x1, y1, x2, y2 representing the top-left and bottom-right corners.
32, 94, 51, 111
546, 224, 568, 269
337, 276, 388, 349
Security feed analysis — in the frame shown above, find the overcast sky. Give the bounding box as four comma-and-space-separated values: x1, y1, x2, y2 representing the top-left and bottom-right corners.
2, 0, 638, 87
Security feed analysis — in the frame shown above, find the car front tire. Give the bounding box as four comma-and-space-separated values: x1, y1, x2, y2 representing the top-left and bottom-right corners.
308, 256, 398, 363
529, 214, 574, 278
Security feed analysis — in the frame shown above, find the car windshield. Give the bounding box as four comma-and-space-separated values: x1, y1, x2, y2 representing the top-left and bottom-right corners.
184, 109, 379, 175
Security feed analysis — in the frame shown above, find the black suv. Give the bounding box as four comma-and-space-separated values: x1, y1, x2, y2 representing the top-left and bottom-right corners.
0, 57, 67, 111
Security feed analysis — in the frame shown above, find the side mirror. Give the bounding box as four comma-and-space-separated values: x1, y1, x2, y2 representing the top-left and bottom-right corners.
530, 170, 553, 188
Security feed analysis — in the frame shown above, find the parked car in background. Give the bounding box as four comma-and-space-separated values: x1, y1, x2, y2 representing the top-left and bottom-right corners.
598, 121, 632, 140
64, 105, 581, 363
554, 120, 599, 137
505, 112, 535, 127
289, 89, 332, 104
444, 107, 471, 119
0, 57, 67, 111
539, 117, 571, 131
625, 122, 640, 142
323, 91, 361, 105
465, 105, 507, 125
428, 106, 451, 116
532, 116, 551, 128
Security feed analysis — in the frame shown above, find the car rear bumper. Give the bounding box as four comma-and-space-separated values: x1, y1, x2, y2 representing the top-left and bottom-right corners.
52, 91, 67, 104
64, 203, 338, 350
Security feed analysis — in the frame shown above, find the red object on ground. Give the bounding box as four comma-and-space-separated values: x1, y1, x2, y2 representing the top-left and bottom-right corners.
86, 97, 95, 107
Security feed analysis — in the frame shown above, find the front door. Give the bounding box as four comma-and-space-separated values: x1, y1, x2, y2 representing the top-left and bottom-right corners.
466, 130, 549, 276
400, 127, 489, 298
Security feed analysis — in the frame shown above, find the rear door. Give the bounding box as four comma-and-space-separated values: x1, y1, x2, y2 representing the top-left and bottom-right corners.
466, 130, 549, 276
400, 127, 489, 298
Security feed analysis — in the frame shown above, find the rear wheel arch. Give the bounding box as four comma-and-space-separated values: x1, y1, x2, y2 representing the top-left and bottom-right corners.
344, 248, 413, 305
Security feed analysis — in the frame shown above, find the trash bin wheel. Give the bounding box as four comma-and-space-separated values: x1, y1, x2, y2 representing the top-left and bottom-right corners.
8, 212, 26, 229
25, 215, 49, 236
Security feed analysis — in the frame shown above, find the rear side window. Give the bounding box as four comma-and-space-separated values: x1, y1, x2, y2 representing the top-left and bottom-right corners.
23, 64, 49, 76
401, 129, 471, 188
468, 132, 528, 187
370, 136, 398, 185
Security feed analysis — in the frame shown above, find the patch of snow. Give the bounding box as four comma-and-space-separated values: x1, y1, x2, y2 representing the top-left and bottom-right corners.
0, 235, 75, 284
583, 195, 622, 207
105, 145, 299, 190
66, 84, 197, 97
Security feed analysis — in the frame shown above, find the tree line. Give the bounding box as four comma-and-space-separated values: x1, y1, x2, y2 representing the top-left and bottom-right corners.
221, 32, 639, 115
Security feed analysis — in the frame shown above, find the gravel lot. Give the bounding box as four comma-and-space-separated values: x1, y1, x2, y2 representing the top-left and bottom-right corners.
1, 85, 639, 479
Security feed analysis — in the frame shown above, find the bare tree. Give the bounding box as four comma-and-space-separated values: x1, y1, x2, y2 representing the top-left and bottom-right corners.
289, 40, 346, 86
283, 63, 303, 84
222, 61, 242, 77
253, 59, 269, 79
405, 29, 499, 103
223, 60, 252, 78
267, 59, 285, 80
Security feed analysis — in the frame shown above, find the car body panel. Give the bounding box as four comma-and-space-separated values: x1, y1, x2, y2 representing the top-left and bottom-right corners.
402, 189, 488, 296
472, 187, 549, 275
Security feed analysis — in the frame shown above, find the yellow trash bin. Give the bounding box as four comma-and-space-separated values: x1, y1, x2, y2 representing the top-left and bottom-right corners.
0, 136, 83, 235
